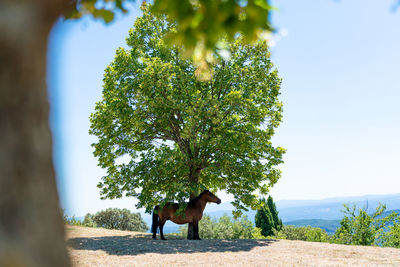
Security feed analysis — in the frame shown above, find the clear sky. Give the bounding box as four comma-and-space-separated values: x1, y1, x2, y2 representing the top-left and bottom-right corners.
48, 0, 400, 217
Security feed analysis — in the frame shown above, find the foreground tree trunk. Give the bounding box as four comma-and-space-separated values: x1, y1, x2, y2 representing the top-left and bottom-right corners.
0, 0, 70, 266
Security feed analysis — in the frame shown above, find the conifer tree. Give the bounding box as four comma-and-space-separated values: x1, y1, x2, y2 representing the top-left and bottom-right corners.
267, 196, 282, 231
255, 196, 281, 236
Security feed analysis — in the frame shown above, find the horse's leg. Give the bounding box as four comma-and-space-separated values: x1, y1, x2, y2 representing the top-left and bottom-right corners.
159, 219, 167, 240
152, 208, 159, 240
194, 221, 201, 240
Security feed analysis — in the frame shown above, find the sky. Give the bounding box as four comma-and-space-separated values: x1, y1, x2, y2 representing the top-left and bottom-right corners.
48, 0, 400, 217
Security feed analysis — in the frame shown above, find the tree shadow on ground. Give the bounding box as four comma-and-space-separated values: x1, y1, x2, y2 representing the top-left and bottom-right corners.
67, 234, 277, 256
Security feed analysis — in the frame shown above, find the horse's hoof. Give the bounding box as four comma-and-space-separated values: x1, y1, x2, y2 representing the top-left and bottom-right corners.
161, 238, 167, 240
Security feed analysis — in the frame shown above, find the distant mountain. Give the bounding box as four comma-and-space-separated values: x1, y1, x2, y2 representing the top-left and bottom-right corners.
191, 193, 400, 222
284, 209, 400, 235
276, 193, 400, 221
380, 209, 400, 218
276, 193, 400, 209
285, 219, 341, 234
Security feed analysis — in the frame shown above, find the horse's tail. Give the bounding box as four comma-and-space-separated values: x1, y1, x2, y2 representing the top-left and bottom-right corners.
151, 206, 160, 235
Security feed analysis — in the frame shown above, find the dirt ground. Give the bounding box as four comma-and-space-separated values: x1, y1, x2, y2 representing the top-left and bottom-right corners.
66, 225, 400, 267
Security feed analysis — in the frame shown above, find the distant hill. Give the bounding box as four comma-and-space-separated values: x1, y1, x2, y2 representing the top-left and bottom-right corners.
284, 209, 400, 235
381, 209, 400, 218
276, 193, 400, 221
285, 219, 341, 234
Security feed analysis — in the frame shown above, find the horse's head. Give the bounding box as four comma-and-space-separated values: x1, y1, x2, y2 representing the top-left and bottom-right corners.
202, 190, 221, 204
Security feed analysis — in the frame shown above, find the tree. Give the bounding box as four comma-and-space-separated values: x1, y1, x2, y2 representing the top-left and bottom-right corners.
89, 4, 284, 239
0, 0, 277, 264
267, 196, 282, 231
255, 197, 281, 237
333, 203, 397, 246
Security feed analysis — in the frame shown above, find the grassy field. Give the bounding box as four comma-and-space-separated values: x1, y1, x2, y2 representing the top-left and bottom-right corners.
66, 225, 400, 266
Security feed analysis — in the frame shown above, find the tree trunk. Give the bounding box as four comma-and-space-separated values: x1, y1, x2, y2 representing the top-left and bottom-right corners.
187, 192, 196, 240
187, 222, 196, 240
0, 0, 70, 266
187, 167, 201, 240
187, 191, 196, 240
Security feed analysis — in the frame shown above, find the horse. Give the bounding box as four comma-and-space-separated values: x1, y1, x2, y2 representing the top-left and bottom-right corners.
151, 190, 221, 240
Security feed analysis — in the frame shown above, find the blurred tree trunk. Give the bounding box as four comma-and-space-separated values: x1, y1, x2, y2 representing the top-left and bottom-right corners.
0, 0, 70, 266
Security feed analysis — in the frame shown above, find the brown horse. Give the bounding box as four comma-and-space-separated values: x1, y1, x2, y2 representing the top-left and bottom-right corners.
152, 190, 221, 240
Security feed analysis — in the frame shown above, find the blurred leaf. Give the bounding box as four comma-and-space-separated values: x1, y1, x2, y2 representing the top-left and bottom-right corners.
64, 0, 275, 79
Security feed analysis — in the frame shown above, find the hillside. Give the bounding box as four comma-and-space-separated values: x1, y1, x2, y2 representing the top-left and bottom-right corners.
285, 219, 341, 234
66, 225, 400, 266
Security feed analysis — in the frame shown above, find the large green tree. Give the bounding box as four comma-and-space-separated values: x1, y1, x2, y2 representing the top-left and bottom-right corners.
89, 5, 285, 239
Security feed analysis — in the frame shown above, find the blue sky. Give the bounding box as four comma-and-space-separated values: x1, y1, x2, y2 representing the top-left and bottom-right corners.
48, 0, 400, 217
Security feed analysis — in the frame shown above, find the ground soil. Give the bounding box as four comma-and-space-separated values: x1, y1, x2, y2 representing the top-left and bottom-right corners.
66, 225, 400, 266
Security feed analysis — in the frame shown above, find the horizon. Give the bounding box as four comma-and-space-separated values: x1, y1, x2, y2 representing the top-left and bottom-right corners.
48, 0, 400, 218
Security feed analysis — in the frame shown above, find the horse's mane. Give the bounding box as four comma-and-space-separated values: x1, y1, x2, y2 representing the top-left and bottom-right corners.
189, 190, 207, 203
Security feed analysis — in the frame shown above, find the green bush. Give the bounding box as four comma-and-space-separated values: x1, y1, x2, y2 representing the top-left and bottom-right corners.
251, 227, 266, 239
63, 209, 83, 226
65, 216, 83, 226
378, 220, 400, 248
83, 213, 97, 227
178, 214, 264, 239
92, 208, 148, 232
273, 225, 329, 243
375, 210, 400, 248
332, 203, 397, 246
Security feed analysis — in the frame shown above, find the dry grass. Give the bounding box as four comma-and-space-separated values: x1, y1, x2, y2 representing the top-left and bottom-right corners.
66, 225, 400, 266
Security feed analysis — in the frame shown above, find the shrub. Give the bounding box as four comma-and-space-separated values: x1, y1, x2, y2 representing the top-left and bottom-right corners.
252, 227, 266, 239
273, 225, 329, 243
376, 212, 400, 248
93, 208, 148, 232
65, 216, 83, 226
62, 209, 83, 226
83, 213, 97, 227
333, 203, 397, 246
178, 214, 263, 239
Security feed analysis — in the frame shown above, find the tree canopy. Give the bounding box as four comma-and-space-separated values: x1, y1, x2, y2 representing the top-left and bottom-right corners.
89, 4, 285, 215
